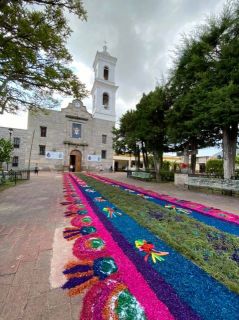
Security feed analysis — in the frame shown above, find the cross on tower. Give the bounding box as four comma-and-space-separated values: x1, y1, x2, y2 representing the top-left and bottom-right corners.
103, 40, 108, 52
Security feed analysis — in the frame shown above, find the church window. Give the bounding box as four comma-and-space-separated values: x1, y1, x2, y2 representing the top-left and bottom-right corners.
13, 137, 20, 148
39, 145, 46, 155
40, 126, 47, 137
12, 156, 19, 167
103, 93, 109, 108
103, 66, 109, 80
101, 150, 107, 159
102, 135, 107, 144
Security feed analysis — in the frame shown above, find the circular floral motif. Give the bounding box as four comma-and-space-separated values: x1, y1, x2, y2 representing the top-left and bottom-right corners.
73, 236, 107, 260
81, 216, 92, 224
77, 209, 88, 215
85, 237, 105, 250
93, 257, 118, 280
80, 226, 96, 235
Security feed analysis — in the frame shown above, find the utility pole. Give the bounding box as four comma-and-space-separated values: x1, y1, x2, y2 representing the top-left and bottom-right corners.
28, 129, 35, 177
7, 128, 13, 171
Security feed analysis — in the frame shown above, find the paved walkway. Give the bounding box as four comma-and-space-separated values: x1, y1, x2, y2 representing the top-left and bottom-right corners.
0, 172, 82, 320
98, 172, 239, 215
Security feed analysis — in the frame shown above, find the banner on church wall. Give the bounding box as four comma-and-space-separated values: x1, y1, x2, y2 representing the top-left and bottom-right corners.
45, 151, 64, 160
87, 155, 101, 162
72, 123, 81, 138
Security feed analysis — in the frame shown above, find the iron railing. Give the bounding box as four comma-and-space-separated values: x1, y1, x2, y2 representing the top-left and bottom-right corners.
0, 170, 30, 185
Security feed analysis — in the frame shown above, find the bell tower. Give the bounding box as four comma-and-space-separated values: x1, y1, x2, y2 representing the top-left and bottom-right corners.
91, 45, 118, 122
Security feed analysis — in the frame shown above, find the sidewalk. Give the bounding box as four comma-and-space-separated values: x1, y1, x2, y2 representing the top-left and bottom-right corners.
0, 172, 82, 320
98, 172, 239, 215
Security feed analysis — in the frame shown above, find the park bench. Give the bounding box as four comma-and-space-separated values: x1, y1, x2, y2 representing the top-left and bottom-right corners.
188, 176, 239, 195
129, 171, 153, 181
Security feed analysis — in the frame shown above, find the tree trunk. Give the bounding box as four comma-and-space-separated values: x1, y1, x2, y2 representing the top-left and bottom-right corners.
190, 142, 197, 174
145, 150, 149, 169
223, 124, 238, 179
135, 146, 140, 170
142, 145, 149, 169
183, 146, 189, 165
142, 149, 147, 169
153, 151, 163, 182
191, 153, 196, 174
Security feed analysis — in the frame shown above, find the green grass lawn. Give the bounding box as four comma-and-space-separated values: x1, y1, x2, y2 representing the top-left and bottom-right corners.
77, 173, 239, 294
0, 180, 26, 192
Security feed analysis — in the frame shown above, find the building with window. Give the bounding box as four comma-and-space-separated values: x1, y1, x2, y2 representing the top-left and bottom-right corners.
0, 46, 117, 172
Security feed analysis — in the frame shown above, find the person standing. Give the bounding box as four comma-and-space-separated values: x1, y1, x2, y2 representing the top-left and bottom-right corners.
34, 164, 39, 175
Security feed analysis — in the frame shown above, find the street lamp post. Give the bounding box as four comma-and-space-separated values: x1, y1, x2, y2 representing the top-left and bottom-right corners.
7, 128, 13, 171
9, 128, 13, 141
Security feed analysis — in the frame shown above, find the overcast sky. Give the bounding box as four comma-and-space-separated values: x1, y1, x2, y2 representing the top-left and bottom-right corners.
0, 0, 225, 154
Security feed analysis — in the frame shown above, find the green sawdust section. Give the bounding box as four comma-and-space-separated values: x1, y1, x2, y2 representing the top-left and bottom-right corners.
77, 174, 239, 294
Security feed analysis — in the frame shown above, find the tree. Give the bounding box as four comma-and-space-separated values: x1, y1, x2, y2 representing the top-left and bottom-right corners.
199, 4, 239, 179
0, 0, 88, 114
168, 1, 239, 178
205, 159, 223, 176
167, 37, 221, 173
113, 110, 141, 168
236, 155, 239, 167
0, 138, 13, 168
135, 87, 171, 180
112, 127, 128, 155
113, 86, 171, 180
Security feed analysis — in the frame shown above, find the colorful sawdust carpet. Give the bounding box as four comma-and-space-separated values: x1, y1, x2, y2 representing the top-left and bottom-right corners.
60, 173, 239, 320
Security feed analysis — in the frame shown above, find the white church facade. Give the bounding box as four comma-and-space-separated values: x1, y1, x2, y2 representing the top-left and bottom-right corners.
0, 46, 117, 172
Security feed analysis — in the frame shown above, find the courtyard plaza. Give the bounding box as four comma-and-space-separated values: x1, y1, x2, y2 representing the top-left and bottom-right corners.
0, 171, 238, 319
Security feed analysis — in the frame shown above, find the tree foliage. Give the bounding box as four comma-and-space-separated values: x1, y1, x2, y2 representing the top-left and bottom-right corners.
0, 138, 13, 165
113, 86, 171, 179
236, 155, 239, 166
0, 0, 88, 113
167, 1, 239, 177
205, 159, 223, 176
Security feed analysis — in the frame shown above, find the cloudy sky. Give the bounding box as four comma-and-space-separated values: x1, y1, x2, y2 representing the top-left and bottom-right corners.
0, 0, 225, 153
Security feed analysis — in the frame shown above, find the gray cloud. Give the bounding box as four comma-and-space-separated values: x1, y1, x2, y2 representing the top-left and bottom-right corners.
0, 0, 226, 130
67, 0, 225, 119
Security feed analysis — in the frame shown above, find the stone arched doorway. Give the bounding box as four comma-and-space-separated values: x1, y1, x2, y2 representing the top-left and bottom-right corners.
70, 150, 82, 172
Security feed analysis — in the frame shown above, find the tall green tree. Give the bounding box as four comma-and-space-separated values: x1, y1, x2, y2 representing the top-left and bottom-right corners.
113, 110, 141, 168
113, 86, 171, 180
167, 38, 220, 173
135, 87, 171, 180
0, 0, 87, 114
0, 138, 13, 168
197, 2, 239, 179
168, 1, 239, 177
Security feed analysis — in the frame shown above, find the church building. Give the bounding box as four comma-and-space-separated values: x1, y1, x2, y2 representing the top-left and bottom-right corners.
0, 46, 118, 172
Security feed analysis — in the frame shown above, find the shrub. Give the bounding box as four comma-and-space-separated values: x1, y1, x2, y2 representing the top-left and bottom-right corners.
159, 169, 174, 181
162, 161, 171, 170
206, 159, 223, 176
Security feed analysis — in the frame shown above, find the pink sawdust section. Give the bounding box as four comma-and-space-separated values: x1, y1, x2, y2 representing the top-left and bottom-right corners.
87, 173, 239, 226
68, 174, 174, 320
